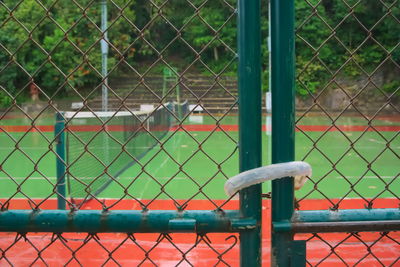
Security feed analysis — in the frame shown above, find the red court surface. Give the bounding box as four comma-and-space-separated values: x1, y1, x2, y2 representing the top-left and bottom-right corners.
0, 198, 398, 266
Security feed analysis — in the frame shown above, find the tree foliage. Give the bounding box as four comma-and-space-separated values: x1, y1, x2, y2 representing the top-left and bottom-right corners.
295, 0, 400, 96
0, 0, 398, 106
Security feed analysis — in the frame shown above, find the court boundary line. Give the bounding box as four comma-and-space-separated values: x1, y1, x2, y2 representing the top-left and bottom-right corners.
2, 124, 400, 132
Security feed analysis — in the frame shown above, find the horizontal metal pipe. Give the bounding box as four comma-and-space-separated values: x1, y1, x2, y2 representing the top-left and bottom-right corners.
274, 220, 400, 233
292, 220, 400, 233
273, 209, 400, 233
0, 210, 254, 233
294, 209, 400, 222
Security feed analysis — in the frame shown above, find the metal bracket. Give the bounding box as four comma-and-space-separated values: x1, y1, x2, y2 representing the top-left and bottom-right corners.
168, 219, 196, 232
290, 240, 306, 267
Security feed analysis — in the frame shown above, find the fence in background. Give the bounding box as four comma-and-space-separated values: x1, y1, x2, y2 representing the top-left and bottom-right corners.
271, 0, 400, 265
0, 0, 262, 265
0, 0, 399, 266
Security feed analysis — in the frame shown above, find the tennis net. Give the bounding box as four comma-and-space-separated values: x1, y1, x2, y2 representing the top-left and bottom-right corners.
60, 102, 186, 204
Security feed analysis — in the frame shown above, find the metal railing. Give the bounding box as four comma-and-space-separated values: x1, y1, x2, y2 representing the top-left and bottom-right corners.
0, 0, 262, 265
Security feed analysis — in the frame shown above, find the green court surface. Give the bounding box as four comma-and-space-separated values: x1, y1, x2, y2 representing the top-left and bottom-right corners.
0, 112, 399, 202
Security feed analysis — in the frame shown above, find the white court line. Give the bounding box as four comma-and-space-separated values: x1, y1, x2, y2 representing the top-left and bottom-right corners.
136, 133, 185, 199
136, 134, 179, 197
367, 138, 387, 145
0, 176, 120, 181
2, 176, 394, 181
336, 176, 396, 179
0, 146, 157, 150
118, 176, 225, 181
0, 176, 128, 181
0, 147, 50, 150
4, 197, 398, 201
135, 157, 172, 199
0, 176, 57, 180
0, 176, 225, 181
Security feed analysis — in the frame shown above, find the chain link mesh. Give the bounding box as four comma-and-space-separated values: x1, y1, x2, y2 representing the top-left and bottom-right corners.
0, 0, 238, 209
0, 0, 240, 264
1, 0, 399, 265
296, 231, 400, 266
295, 0, 399, 208
0, 232, 239, 266
295, 0, 399, 265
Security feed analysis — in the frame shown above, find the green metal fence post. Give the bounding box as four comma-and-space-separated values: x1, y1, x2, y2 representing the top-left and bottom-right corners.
55, 112, 66, 210
238, 0, 262, 266
270, 0, 296, 265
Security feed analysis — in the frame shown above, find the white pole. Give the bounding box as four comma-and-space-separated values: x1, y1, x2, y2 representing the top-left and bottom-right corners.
101, 0, 108, 112
101, 0, 110, 168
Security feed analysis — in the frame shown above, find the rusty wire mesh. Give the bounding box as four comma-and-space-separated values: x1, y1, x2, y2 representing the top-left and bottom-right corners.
295, 0, 399, 208
296, 231, 400, 266
0, 0, 238, 209
0, 232, 239, 266
0, 0, 240, 265
2, 0, 398, 265
295, 0, 399, 265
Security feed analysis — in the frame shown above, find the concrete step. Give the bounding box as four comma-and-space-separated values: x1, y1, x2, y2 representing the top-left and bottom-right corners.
90, 97, 238, 105
91, 75, 244, 113
109, 86, 237, 93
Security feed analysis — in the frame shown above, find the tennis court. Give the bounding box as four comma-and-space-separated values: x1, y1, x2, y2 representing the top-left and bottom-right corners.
1, 110, 399, 265
0, 0, 399, 265
1, 111, 398, 205
0, 109, 399, 265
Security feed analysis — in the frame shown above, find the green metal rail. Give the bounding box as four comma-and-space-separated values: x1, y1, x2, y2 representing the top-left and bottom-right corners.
270, 0, 296, 265
269, 0, 399, 265
238, 0, 262, 265
274, 209, 400, 233
55, 112, 66, 210
0, 1, 265, 266
0, 210, 258, 233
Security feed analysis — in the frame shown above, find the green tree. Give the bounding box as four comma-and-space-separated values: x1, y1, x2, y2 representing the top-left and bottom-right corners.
0, 0, 398, 107
0, 0, 136, 106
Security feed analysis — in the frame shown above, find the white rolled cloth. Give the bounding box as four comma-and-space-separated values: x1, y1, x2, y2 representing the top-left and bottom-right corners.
224, 161, 312, 197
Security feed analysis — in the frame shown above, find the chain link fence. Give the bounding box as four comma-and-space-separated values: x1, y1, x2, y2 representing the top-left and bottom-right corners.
1, 0, 398, 265
0, 0, 252, 265
294, 0, 399, 265
0, 232, 240, 265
